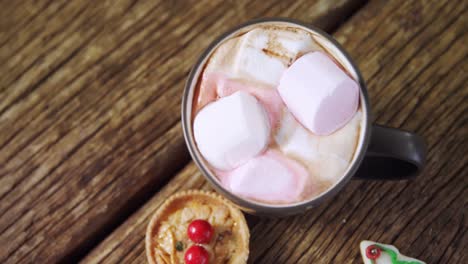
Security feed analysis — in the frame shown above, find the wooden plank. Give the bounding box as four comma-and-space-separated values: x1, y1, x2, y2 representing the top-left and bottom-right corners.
81, 0, 468, 263
81, 163, 212, 263
0, 0, 366, 262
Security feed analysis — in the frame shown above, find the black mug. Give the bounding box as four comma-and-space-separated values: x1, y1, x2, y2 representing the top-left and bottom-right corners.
182, 18, 426, 216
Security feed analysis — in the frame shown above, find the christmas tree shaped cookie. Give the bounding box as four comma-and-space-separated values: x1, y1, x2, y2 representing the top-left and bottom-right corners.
360, 241, 425, 264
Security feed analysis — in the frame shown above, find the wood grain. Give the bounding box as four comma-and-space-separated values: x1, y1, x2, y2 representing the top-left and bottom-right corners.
81, 0, 468, 263
81, 163, 211, 263
0, 0, 367, 262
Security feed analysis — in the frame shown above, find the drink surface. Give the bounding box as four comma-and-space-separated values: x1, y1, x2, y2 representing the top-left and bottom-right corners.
192, 24, 362, 205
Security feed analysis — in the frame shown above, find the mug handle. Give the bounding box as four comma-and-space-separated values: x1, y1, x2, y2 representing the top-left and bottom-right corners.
354, 125, 427, 180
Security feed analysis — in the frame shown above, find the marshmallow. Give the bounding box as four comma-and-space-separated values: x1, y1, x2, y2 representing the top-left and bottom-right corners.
278, 52, 359, 135
274, 109, 318, 162
306, 154, 349, 182
194, 91, 270, 171
223, 150, 308, 203
314, 110, 362, 162
274, 110, 362, 182
204, 73, 285, 128
195, 71, 285, 130
196, 37, 242, 111
360, 241, 426, 264
233, 28, 319, 86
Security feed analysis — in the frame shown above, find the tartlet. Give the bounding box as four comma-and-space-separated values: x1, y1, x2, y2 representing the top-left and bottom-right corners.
146, 190, 250, 264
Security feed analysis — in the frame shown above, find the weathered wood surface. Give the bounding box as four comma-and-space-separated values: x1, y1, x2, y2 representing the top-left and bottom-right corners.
82, 0, 468, 263
0, 0, 368, 262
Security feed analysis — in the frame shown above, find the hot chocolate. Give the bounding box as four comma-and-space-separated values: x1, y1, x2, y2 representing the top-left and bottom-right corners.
192, 24, 363, 204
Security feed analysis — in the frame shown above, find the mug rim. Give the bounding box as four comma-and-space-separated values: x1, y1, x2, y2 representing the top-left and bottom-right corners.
182, 17, 371, 215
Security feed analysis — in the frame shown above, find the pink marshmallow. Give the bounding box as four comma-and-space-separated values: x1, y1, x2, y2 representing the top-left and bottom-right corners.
195, 72, 219, 112
221, 150, 309, 203
278, 52, 359, 135
199, 73, 285, 129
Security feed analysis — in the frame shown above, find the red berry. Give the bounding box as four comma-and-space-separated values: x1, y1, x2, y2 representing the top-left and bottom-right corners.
187, 219, 214, 244
184, 245, 209, 264
366, 245, 381, 260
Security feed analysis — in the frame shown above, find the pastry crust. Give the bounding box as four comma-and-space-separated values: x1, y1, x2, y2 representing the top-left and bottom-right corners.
146, 190, 250, 264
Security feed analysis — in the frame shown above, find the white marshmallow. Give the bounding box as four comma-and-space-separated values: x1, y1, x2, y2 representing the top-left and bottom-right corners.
274, 110, 361, 182
225, 150, 308, 203
315, 110, 362, 162
233, 28, 319, 86
194, 91, 270, 171
306, 154, 349, 182
360, 241, 426, 264
278, 52, 359, 135
274, 29, 319, 59
274, 109, 319, 162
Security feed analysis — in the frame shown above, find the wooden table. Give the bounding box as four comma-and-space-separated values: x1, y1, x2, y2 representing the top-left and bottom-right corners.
1, 0, 466, 263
